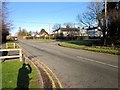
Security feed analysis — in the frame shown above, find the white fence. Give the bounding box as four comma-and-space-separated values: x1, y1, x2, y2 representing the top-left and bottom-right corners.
0, 43, 22, 61
6, 43, 16, 49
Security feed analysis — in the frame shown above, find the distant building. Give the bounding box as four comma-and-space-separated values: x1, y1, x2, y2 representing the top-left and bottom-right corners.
86, 27, 102, 37
31, 31, 49, 39
53, 26, 80, 39
79, 29, 88, 36
52, 25, 103, 40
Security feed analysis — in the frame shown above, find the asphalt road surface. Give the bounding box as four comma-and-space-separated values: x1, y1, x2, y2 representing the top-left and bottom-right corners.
18, 40, 118, 88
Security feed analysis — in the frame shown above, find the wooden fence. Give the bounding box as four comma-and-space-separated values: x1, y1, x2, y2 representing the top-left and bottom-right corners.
6, 43, 16, 48
0, 43, 22, 61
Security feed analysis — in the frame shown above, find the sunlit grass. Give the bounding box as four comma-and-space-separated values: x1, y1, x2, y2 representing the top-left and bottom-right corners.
59, 40, 120, 55
59, 42, 85, 49
2, 60, 41, 89
84, 46, 120, 54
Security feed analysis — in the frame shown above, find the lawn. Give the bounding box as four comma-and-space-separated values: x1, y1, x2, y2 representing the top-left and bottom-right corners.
84, 46, 120, 54
59, 42, 85, 49
66, 40, 93, 46
59, 40, 97, 49
2, 60, 41, 89
59, 40, 120, 55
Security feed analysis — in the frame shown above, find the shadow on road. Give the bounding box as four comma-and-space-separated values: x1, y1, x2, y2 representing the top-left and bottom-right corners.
15, 63, 32, 90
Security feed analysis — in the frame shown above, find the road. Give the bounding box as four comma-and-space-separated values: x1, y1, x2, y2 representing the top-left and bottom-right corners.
18, 40, 118, 88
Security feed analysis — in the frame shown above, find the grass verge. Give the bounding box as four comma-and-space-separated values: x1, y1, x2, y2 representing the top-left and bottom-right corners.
59, 40, 120, 55
84, 46, 120, 55
59, 42, 85, 49
2, 60, 40, 89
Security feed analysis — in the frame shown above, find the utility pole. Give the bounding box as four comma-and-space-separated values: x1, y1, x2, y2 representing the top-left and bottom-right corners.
49, 23, 50, 39
73, 23, 76, 40
105, 0, 107, 28
104, 0, 107, 45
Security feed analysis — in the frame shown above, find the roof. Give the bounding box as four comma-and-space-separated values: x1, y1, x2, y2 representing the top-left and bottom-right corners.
53, 27, 79, 32
86, 27, 98, 30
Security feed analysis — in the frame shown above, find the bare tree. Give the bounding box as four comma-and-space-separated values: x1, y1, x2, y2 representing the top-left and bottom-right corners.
63, 22, 74, 28
1, 2, 12, 42
52, 24, 61, 30
77, 2, 104, 28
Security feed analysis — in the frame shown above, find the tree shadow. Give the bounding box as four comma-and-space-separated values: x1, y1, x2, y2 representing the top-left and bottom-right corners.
15, 63, 32, 90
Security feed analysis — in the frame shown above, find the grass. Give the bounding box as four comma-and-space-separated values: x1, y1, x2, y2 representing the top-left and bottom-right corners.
2, 60, 41, 89
59, 40, 120, 55
84, 46, 120, 54
66, 40, 93, 46
59, 42, 85, 49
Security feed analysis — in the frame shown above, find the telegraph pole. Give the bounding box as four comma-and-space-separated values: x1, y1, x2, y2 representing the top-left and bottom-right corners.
104, 0, 107, 45
105, 0, 107, 28
49, 23, 50, 39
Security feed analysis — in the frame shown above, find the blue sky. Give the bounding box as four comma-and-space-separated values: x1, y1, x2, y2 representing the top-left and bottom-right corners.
8, 2, 89, 35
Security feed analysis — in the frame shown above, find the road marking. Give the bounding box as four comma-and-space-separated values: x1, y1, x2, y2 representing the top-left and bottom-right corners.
38, 61, 56, 88
19, 43, 63, 88
77, 56, 118, 68
39, 61, 63, 88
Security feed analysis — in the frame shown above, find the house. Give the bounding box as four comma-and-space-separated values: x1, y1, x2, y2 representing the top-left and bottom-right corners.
31, 31, 49, 39
86, 27, 102, 37
39, 32, 49, 39
53, 25, 80, 39
52, 25, 103, 40
79, 29, 88, 36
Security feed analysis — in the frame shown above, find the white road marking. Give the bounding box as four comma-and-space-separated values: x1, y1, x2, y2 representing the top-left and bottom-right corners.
77, 56, 118, 68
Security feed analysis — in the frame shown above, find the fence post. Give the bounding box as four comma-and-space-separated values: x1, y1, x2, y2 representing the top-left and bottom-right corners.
6, 43, 8, 48
19, 49, 22, 62
14, 43, 15, 48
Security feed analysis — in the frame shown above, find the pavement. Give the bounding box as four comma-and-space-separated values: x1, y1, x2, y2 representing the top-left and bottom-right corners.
18, 40, 118, 88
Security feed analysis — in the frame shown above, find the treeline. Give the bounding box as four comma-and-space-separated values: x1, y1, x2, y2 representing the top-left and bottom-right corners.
17, 28, 48, 36
106, 2, 120, 46
17, 28, 31, 36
